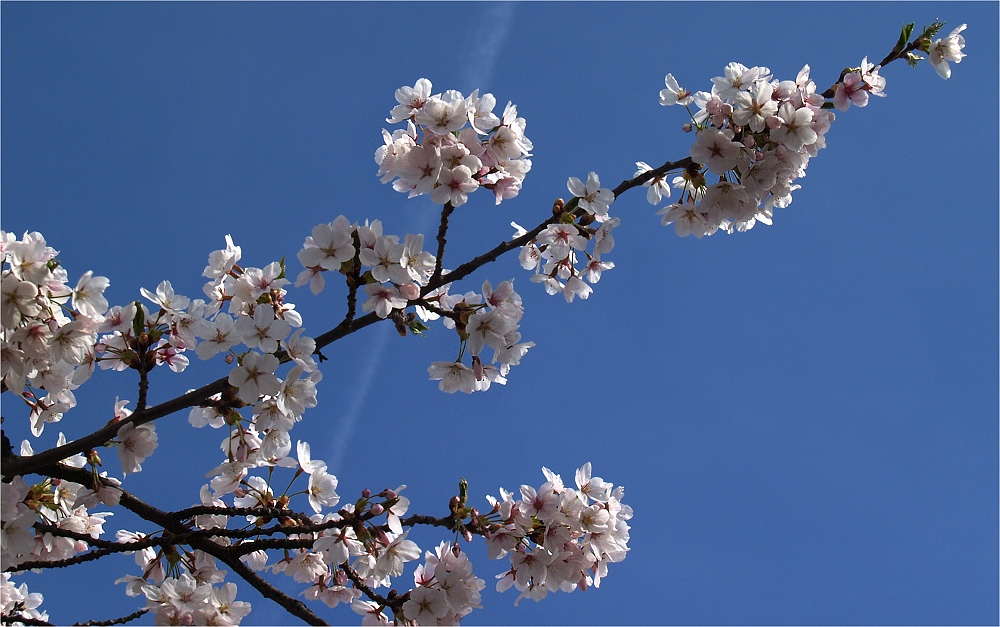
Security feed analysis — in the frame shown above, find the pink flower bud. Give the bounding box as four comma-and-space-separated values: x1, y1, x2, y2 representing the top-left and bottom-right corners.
766, 115, 782, 130
362, 488, 371, 499
399, 282, 420, 301
384, 489, 397, 500
370, 503, 384, 516
461, 528, 473, 542
743, 136, 755, 149
224, 353, 235, 364
775, 144, 788, 159
681, 123, 693, 133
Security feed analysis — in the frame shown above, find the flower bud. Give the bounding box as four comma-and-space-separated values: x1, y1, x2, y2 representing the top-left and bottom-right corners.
682, 123, 693, 132
461, 528, 473, 542
398, 282, 420, 301
362, 488, 371, 499
383, 488, 397, 500
766, 115, 783, 130
370, 503, 384, 516
224, 353, 235, 364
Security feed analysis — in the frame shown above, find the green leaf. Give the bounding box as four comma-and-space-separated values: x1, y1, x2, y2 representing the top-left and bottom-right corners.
897, 22, 915, 50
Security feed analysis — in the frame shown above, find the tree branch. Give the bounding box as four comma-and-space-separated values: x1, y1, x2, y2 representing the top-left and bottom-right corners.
73, 609, 149, 626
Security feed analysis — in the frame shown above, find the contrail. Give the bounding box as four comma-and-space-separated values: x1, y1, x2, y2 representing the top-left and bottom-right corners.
328, 2, 517, 477
462, 2, 516, 92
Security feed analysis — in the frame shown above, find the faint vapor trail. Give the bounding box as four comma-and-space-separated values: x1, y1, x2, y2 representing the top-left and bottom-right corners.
463, 2, 516, 92
328, 3, 516, 476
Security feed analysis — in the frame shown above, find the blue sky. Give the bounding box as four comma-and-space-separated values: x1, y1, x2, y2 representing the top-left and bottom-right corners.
2, 2, 997, 625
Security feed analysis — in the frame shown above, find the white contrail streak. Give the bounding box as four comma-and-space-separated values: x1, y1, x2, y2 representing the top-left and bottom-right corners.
328, 2, 516, 477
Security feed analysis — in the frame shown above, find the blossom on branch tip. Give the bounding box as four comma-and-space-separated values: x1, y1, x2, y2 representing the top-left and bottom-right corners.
929, 24, 967, 79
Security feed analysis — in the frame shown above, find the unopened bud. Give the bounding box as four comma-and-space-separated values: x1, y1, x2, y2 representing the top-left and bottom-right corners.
743, 136, 756, 149
681, 122, 693, 133
370, 503, 384, 516
383, 489, 397, 500
766, 115, 783, 130
461, 528, 473, 542
472, 356, 485, 381
86, 450, 102, 467
375, 528, 390, 546
224, 353, 235, 364
399, 282, 420, 301
362, 488, 372, 499
552, 198, 565, 214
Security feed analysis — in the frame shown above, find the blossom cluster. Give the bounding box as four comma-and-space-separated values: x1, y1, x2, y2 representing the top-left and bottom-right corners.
1, 448, 117, 570
398, 541, 486, 625
654, 62, 849, 237
514, 172, 619, 303
296, 215, 535, 393
426, 278, 533, 394
135, 573, 250, 625
654, 24, 967, 239
1, 573, 47, 624
376, 78, 532, 207
1, 231, 108, 436
486, 463, 631, 605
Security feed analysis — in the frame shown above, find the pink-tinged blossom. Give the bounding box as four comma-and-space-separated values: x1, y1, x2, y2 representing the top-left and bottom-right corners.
195, 314, 239, 360
770, 102, 817, 151
657, 204, 710, 238
1, 274, 42, 328
563, 276, 592, 303
690, 128, 743, 175
140, 280, 189, 314
228, 352, 281, 403
634, 161, 672, 205
361, 283, 407, 319
234, 306, 291, 354
373, 531, 421, 581
431, 165, 479, 207
203, 234, 242, 279
117, 421, 157, 476
428, 361, 477, 394
731, 80, 777, 132
833, 72, 869, 111
281, 329, 317, 372
929, 24, 967, 79
388, 78, 433, 123
298, 220, 356, 272
659, 73, 693, 106
72, 271, 109, 317
567, 172, 614, 218
466, 310, 515, 356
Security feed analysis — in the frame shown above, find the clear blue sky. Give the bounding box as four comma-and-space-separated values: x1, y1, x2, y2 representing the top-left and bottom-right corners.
2, 2, 997, 625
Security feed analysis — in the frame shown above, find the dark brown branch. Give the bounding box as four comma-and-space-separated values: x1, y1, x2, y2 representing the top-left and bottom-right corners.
34, 464, 328, 626
611, 157, 693, 198
1, 614, 52, 626
431, 202, 456, 284
340, 562, 395, 610
73, 609, 149, 626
